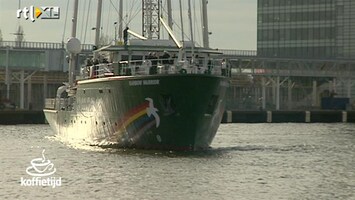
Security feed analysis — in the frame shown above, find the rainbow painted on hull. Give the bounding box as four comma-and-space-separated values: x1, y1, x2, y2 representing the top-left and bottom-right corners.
115, 98, 160, 140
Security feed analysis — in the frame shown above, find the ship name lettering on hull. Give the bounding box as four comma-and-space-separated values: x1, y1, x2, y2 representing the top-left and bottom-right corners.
129, 80, 160, 86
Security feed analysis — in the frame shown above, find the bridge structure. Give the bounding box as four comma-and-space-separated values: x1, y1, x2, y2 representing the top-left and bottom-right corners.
218, 49, 355, 110
0, 41, 93, 110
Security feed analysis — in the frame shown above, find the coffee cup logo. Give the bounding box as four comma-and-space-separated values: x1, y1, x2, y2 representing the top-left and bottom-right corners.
26, 149, 56, 177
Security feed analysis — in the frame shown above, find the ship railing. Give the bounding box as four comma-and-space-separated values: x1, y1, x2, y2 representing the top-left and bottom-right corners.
94, 64, 114, 78
45, 98, 56, 109
81, 63, 115, 79
0, 41, 94, 51
118, 58, 227, 76
56, 98, 71, 111
44, 98, 71, 111
80, 57, 229, 79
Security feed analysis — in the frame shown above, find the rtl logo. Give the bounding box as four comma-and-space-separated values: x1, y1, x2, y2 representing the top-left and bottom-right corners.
16, 6, 60, 22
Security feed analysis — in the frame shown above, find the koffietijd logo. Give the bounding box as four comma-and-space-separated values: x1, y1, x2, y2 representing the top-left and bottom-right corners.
20, 149, 62, 188
16, 5, 60, 22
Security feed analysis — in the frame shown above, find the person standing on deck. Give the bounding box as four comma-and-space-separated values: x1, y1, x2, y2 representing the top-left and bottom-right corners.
123, 27, 129, 46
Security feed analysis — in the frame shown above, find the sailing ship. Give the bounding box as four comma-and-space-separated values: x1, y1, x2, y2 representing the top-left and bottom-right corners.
44, 0, 229, 150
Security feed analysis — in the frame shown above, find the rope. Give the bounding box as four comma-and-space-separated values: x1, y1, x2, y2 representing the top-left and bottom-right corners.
79, 0, 87, 41
61, 0, 70, 43
83, 0, 92, 44
105, 2, 112, 37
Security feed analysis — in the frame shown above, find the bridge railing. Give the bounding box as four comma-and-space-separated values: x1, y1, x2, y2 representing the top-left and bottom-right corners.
0, 41, 93, 51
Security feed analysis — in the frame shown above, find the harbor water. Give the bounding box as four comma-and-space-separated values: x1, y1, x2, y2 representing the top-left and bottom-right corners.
1, 124, 354, 199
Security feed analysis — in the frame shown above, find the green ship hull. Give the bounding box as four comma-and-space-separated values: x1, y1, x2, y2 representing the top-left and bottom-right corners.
44, 74, 228, 150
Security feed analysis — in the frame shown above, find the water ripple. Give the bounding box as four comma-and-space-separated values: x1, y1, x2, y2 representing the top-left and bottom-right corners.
1, 124, 354, 200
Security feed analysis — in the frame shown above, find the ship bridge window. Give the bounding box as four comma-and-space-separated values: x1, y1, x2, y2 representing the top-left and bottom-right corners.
99, 89, 103, 93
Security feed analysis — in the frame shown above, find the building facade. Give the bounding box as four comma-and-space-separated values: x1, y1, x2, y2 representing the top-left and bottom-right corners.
257, 0, 355, 59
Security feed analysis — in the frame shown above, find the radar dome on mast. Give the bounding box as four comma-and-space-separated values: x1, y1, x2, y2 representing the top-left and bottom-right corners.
66, 37, 81, 54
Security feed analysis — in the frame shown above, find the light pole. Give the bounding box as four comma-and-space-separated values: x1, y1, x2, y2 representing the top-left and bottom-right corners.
91, 27, 96, 46
114, 22, 118, 43
5, 46, 11, 99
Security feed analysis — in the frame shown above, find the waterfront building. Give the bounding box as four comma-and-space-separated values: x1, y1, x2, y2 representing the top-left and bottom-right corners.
257, 0, 355, 59
0, 41, 91, 110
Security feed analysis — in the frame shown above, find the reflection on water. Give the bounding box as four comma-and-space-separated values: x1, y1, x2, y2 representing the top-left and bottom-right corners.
1, 124, 355, 199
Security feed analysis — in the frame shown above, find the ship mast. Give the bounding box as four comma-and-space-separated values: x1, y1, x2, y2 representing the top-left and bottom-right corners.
201, 0, 210, 48
68, 0, 79, 87
94, 0, 103, 58
188, 0, 195, 62
118, 0, 123, 42
167, 0, 173, 29
142, 0, 161, 39
179, 0, 185, 44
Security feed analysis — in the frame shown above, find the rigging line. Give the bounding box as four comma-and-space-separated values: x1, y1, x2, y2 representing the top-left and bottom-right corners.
127, 0, 136, 26
129, 0, 141, 26
131, 0, 137, 23
133, 2, 142, 20
109, 0, 120, 18
124, 0, 130, 27
61, 0, 70, 43
105, 2, 112, 37
83, 0, 92, 44
161, 1, 165, 39
100, 2, 104, 39
114, 0, 125, 32
160, 1, 176, 39
112, 0, 128, 27
193, 0, 197, 44
109, 0, 123, 30
199, 0, 205, 47
127, 3, 142, 25
179, 0, 187, 43
79, 0, 87, 41
193, 0, 201, 47
200, 0, 203, 38
125, 1, 136, 26
124, 0, 129, 27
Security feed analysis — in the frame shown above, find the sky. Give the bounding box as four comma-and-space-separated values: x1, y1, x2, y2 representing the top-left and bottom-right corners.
0, 0, 257, 50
